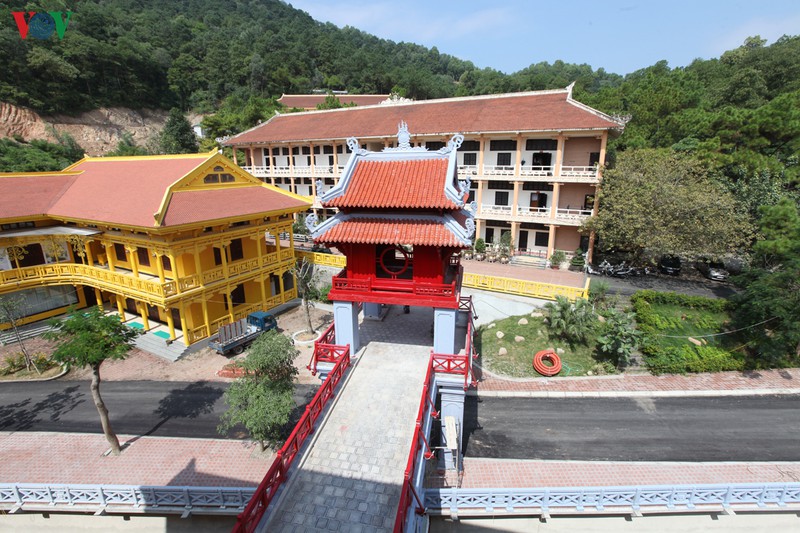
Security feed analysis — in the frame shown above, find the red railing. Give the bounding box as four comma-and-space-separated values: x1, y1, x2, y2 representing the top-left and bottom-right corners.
233, 341, 352, 533
394, 296, 478, 532
307, 322, 340, 375
394, 360, 437, 533
332, 271, 456, 298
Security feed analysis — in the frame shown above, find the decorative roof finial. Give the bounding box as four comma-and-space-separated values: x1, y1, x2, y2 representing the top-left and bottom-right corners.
397, 120, 411, 150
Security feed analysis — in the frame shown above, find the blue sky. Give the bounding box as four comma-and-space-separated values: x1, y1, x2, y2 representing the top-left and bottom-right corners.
289, 0, 800, 75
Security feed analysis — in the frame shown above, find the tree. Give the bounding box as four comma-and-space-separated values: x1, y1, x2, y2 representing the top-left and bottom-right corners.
587, 149, 753, 262
291, 258, 320, 334
159, 108, 198, 154
218, 330, 298, 450
106, 132, 150, 156
0, 295, 39, 374
43, 306, 140, 455
732, 199, 800, 365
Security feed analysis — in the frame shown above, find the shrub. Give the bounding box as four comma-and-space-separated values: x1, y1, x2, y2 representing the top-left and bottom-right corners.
549, 249, 567, 267
645, 345, 744, 374
588, 280, 610, 308
474, 238, 486, 254
544, 296, 596, 344
596, 308, 641, 369
2, 352, 55, 375
590, 361, 617, 375
570, 249, 585, 268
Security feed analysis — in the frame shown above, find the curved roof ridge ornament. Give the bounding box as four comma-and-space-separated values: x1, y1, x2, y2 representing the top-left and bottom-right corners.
346, 136, 367, 156
397, 120, 412, 149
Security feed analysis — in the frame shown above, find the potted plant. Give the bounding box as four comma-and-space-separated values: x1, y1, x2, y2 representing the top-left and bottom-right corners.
463, 248, 474, 260
474, 238, 486, 261
569, 248, 586, 271
499, 232, 512, 264
549, 249, 566, 269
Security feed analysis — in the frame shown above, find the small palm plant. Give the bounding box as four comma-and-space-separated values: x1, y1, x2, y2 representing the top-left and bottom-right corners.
544, 296, 596, 344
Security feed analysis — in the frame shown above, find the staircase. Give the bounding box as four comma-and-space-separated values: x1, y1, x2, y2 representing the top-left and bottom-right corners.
133, 333, 189, 362
0, 321, 53, 346
511, 254, 548, 268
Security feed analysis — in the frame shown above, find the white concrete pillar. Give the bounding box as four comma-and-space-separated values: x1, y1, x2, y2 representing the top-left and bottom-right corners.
433, 308, 458, 355
363, 302, 382, 320
333, 300, 359, 352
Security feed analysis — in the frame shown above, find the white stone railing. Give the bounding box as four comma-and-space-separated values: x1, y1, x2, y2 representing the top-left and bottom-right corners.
0, 483, 255, 516
482, 165, 516, 176
516, 206, 550, 221
520, 165, 554, 177
425, 482, 800, 517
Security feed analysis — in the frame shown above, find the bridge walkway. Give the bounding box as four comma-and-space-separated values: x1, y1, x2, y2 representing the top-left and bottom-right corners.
262, 306, 436, 532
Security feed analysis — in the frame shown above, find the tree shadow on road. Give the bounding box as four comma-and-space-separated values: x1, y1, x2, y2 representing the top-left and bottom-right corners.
0, 385, 85, 431
125, 381, 225, 445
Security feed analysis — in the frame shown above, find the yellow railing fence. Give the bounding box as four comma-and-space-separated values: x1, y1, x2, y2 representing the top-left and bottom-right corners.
462, 272, 589, 301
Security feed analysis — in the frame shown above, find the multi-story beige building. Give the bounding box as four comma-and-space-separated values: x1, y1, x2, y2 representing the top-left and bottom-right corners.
226, 85, 624, 261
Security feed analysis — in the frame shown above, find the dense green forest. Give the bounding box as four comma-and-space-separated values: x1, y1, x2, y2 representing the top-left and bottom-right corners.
1, 0, 798, 363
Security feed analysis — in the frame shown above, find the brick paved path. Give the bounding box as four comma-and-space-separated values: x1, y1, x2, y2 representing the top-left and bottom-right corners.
262, 307, 435, 532
0, 432, 270, 487
428, 458, 800, 489
477, 367, 800, 396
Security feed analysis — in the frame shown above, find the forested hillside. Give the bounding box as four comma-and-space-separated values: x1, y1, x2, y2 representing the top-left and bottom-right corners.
0, 0, 798, 189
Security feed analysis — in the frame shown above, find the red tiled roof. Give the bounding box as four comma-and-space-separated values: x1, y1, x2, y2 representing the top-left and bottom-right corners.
162, 186, 309, 226
50, 156, 210, 227
326, 159, 458, 210
278, 94, 390, 108
229, 90, 620, 145
0, 173, 77, 220
317, 218, 464, 247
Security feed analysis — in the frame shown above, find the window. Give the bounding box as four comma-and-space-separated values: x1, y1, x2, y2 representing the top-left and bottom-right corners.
301, 147, 310, 155
522, 182, 553, 191
526, 139, 558, 151
495, 191, 509, 206
460, 140, 480, 151
230, 220, 250, 228
490, 140, 517, 151
203, 174, 219, 184
485, 228, 494, 244
589, 152, 601, 166
426, 141, 445, 151
220, 173, 235, 183
213, 247, 222, 266
463, 153, 477, 166
487, 181, 513, 190
497, 153, 512, 166
137, 247, 150, 267
282, 147, 290, 156
161, 255, 172, 272
229, 238, 244, 262
323, 145, 333, 154
231, 284, 245, 307
114, 243, 126, 262
534, 232, 550, 247
1, 221, 34, 230
468, 190, 475, 203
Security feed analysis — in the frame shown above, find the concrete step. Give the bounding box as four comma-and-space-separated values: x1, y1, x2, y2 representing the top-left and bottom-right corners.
511, 254, 547, 268
0, 322, 53, 346
133, 334, 188, 362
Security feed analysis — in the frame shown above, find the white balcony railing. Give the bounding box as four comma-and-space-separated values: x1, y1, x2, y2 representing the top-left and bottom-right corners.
520, 166, 554, 177
556, 207, 593, 223
482, 165, 516, 176
516, 206, 550, 220
458, 165, 479, 177
479, 204, 513, 218
561, 165, 598, 178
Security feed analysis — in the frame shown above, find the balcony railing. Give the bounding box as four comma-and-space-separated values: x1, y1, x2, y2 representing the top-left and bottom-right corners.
520, 165, 554, 177
516, 206, 550, 221
480, 204, 513, 218
556, 207, 593, 224
333, 274, 456, 298
482, 165, 515, 176
0, 251, 296, 306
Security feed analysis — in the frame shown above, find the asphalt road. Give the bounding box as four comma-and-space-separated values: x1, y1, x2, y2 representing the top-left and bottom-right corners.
0, 380, 318, 439
589, 273, 737, 299
464, 395, 800, 462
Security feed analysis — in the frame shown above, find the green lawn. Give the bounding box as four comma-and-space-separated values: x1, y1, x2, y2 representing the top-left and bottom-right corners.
477, 314, 598, 377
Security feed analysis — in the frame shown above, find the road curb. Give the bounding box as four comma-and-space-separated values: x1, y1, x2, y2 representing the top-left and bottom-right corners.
469, 387, 800, 398
0, 366, 69, 384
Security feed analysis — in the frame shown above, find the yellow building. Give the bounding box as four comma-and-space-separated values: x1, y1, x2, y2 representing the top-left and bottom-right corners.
0, 151, 310, 347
